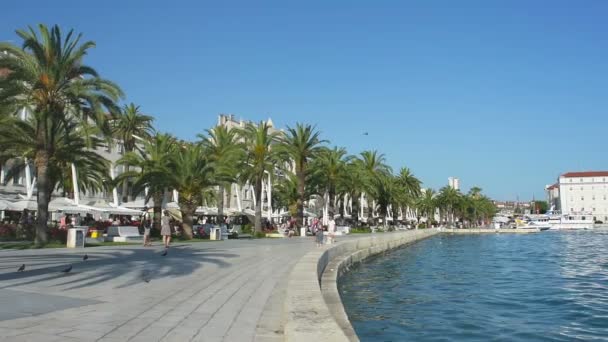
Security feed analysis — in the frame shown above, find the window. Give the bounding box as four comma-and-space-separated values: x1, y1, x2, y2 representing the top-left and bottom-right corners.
581, 197, 584, 201
580, 178, 583, 182
570, 208, 574, 212
580, 187, 583, 190
593, 208, 596, 211
592, 196, 595, 200
604, 196, 607, 200
570, 187, 573, 190
581, 208, 585, 212
570, 179, 573, 183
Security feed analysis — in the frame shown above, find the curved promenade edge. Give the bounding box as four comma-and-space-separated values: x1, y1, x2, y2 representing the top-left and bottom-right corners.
283, 229, 440, 342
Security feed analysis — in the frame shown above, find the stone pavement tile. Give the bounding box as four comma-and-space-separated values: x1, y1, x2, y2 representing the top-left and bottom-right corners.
14, 325, 76, 336
254, 335, 283, 342
58, 328, 108, 340
0, 332, 65, 342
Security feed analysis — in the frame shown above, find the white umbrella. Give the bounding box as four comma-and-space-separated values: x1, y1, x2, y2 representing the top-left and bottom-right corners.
8, 199, 38, 211
0, 199, 10, 211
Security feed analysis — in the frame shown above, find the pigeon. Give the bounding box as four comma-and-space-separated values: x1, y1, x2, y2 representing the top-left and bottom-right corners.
61, 264, 72, 273
17, 264, 25, 272
161, 250, 168, 257
141, 270, 151, 283
83, 254, 88, 261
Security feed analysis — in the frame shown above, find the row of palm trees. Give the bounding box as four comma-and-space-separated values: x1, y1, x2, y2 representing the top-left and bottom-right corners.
0, 24, 496, 246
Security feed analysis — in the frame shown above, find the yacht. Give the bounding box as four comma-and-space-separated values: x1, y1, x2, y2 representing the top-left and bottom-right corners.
546, 211, 594, 230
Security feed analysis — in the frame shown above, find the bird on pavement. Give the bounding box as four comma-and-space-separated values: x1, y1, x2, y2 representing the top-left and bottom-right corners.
141, 270, 152, 283
161, 249, 168, 257
83, 254, 88, 261
17, 264, 25, 272
61, 264, 72, 274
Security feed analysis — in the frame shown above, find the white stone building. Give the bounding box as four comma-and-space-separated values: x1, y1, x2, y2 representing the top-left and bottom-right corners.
448, 177, 460, 190
545, 171, 608, 222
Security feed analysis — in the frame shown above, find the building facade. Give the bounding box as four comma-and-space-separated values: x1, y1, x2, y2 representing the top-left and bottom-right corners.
546, 171, 608, 222
448, 177, 460, 190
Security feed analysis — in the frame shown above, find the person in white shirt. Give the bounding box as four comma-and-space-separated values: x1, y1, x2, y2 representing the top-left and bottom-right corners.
327, 218, 336, 244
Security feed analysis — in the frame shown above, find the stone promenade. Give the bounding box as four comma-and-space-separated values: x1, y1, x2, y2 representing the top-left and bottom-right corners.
0, 238, 319, 342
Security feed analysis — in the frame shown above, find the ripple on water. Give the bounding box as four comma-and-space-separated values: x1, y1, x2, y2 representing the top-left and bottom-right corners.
339, 231, 608, 342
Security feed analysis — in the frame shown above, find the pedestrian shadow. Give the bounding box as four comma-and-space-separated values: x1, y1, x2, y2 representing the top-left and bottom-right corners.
0, 245, 239, 290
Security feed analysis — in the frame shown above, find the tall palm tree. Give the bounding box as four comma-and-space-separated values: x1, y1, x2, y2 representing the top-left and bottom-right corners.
112, 103, 155, 202
170, 143, 215, 239
395, 167, 422, 223
279, 123, 325, 228
116, 133, 176, 231
0, 25, 123, 245
199, 125, 243, 225
313, 147, 348, 220
238, 122, 281, 232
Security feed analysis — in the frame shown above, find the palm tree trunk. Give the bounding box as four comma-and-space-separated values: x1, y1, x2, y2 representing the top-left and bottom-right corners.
217, 185, 225, 225
296, 170, 305, 228
180, 202, 195, 239
34, 150, 50, 246
351, 193, 359, 226
121, 164, 130, 203
328, 190, 335, 220
254, 177, 263, 232
152, 192, 162, 232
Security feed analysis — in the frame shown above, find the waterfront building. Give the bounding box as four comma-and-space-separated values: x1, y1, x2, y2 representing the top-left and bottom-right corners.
545, 171, 608, 222
448, 177, 460, 190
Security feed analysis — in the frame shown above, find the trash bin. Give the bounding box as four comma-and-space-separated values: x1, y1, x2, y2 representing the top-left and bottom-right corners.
67, 227, 87, 248
300, 227, 306, 237
210, 227, 222, 241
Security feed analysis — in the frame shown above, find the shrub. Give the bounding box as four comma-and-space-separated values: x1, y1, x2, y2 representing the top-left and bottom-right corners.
48, 227, 68, 243
0, 224, 16, 240
254, 231, 266, 239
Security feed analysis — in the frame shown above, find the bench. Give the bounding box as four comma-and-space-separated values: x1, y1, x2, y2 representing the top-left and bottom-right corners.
106, 226, 142, 242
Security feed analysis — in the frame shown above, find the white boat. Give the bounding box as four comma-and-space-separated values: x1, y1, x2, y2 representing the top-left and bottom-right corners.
514, 217, 551, 231
546, 211, 594, 230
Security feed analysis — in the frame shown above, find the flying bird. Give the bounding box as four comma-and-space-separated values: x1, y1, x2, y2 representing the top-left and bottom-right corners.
17, 264, 25, 272
363, 132, 369, 136
161, 250, 168, 257
83, 254, 88, 261
61, 264, 72, 274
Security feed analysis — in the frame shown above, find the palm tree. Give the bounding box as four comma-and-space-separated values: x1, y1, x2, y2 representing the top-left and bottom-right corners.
438, 186, 461, 227
238, 122, 281, 232
0, 25, 123, 245
2, 119, 111, 199
199, 126, 243, 225
313, 147, 348, 220
111, 103, 155, 203
417, 189, 437, 228
116, 133, 176, 231
373, 173, 399, 227
358, 150, 392, 220
279, 123, 325, 227
170, 143, 215, 239
395, 167, 422, 224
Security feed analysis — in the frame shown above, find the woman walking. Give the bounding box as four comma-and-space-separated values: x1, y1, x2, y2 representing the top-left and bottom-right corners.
161, 211, 172, 248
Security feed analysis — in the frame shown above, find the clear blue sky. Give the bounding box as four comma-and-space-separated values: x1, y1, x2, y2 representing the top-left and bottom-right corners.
3, 1, 608, 201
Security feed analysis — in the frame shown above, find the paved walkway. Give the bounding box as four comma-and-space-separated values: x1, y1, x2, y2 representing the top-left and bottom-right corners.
0, 238, 318, 342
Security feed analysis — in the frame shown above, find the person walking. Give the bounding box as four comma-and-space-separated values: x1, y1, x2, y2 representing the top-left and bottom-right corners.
327, 217, 336, 244
314, 222, 324, 247
142, 209, 152, 247
161, 210, 172, 248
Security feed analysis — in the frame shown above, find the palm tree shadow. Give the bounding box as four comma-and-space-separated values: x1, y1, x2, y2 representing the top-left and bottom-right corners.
0, 246, 239, 290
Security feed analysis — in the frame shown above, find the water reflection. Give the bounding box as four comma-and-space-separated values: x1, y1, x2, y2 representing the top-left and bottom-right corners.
339, 231, 608, 341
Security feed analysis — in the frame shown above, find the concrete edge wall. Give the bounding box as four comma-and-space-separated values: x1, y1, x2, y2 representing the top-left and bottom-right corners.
283, 229, 440, 342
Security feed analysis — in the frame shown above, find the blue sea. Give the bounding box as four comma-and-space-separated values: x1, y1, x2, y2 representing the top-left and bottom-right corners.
339, 231, 608, 341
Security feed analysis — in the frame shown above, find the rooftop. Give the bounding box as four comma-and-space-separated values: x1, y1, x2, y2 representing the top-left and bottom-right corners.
561, 171, 608, 178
